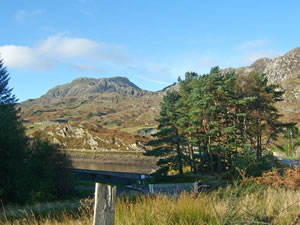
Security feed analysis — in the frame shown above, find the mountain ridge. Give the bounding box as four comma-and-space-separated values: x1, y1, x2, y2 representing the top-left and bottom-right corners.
223, 47, 300, 83
20, 46, 300, 151
41, 76, 147, 100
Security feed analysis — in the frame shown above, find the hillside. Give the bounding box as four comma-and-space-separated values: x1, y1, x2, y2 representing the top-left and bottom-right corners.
20, 47, 300, 151
21, 77, 162, 151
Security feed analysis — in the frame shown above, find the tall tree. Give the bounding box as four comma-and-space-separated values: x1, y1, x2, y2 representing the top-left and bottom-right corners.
177, 72, 199, 173
145, 91, 186, 176
0, 60, 28, 202
238, 72, 284, 160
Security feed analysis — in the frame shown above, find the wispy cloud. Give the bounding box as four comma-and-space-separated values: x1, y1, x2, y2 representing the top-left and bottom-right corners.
243, 50, 280, 64
80, 9, 95, 17
197, 57, 218, 68
73, 63, 105, 73
14, 9, 45, 23
0, 33, 133, 71
133, 75, 170, 86
236, 40, 268, 50
40, 26, 56, 33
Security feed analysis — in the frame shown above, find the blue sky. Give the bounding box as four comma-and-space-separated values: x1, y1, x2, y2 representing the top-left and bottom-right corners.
0, 0, 299, 101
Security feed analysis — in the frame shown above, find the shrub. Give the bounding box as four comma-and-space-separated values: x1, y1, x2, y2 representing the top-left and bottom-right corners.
25, 137, 75, 202
86, 112, 94, 119
232, 146, 281, 178
256, 167, 300, 190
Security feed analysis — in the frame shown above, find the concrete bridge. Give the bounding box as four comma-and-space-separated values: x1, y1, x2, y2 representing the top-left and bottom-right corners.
72, 168, 152, 185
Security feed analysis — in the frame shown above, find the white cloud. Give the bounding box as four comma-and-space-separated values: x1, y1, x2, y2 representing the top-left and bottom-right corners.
37, 34, 132, 63
38, 34, 100, 58
0, 34, 132, 71
236, 40, 268, 50
14, 9, 45, 23
0, 45, 54, 70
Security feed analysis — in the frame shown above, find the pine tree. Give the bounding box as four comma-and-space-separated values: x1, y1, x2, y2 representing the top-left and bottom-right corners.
145, 91, 186, 176
0, 60, 28, 202
238, 72, 284, 160
177, 72, 199, 173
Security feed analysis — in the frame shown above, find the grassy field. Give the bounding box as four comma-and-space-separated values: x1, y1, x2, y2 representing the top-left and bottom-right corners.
1, 184, 299, 225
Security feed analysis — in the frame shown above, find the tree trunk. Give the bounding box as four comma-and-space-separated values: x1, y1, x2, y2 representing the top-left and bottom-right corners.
217, 151, 221, 174
177, 143, 183, 175
208, 136, 214, 174
243, 116, 247, 145
256, 118, 261, 161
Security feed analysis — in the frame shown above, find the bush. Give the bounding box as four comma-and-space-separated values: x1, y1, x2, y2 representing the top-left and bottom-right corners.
256, 167, 300, 190
86, 112, 94, 119
232, 146, 281, 178
0, 60, 75, 204
25, 137, 75, 202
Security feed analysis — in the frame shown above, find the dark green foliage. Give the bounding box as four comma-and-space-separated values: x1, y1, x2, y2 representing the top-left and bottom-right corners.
280, 123, 299, 156
231, 146, 280, 177
0, 60, 74, 203
25, 137, 74, 202
145, 91, 186, 176
0, 60, 28, 202
87, 112, 94, 119
146, 68, 288, 177
237, 72, 285, 160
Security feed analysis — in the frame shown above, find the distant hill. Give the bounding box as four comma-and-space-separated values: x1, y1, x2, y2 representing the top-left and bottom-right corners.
20, 76, 162, 151
20, 47, 300, 151
42, 76, 146, 100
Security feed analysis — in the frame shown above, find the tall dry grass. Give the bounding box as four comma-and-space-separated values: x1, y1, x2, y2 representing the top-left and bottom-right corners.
1, 185, 299, 225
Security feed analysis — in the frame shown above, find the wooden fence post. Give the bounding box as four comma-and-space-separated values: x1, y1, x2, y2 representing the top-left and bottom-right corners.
93, 183, 116, 225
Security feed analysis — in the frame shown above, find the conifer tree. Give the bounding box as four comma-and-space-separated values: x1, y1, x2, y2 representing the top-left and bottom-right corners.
177, 72, 199, 173
238, 72, 284, 160
0, 60, 28, 202
145, 91, 186, 176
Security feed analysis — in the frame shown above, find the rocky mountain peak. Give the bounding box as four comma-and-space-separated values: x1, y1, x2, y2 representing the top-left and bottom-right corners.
250, 57, 272, 73
264, 47, 300, 83
224, 46, 300, 84
42, 76, 146, 100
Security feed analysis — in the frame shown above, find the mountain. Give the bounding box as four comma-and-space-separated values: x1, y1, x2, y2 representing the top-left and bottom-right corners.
223, 47, 300, 83
20, 47, 300, 152
42, 76, 146, 100
21, 76, 160, 128
20, 76, 162, 151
